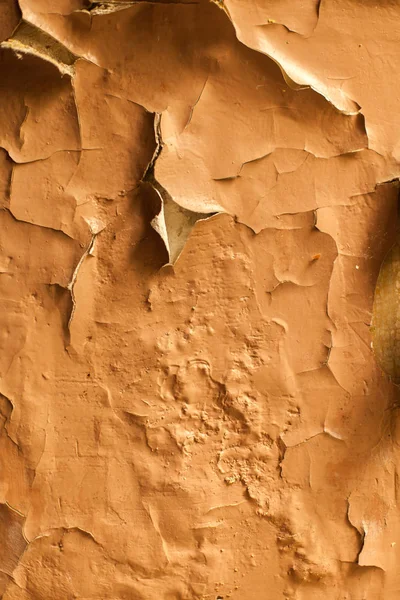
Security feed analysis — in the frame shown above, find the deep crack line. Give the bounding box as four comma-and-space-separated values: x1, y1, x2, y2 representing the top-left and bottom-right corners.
67, 218, 105, 338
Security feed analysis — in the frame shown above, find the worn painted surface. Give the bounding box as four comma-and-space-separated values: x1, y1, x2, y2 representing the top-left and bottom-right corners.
1, 0, 400, 598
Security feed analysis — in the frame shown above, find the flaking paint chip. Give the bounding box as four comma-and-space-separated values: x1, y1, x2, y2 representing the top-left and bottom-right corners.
1, 0, 400, 597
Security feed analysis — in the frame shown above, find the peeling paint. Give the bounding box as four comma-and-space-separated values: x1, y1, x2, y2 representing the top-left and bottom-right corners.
0, 1, 400, 598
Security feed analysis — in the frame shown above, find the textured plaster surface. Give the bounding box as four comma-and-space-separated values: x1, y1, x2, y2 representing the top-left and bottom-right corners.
1, 0, 400, 598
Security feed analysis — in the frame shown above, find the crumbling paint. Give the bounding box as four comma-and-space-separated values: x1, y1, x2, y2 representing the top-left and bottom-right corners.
1, 1, 400, 599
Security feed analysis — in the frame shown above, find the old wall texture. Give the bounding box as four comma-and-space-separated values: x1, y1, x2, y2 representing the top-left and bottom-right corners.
1, 0, 400, 598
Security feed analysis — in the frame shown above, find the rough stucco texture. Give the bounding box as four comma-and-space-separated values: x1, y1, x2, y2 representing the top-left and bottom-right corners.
1, 0, 400, 598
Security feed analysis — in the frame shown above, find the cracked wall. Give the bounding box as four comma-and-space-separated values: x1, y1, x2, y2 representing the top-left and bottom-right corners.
1, 0, 400, 598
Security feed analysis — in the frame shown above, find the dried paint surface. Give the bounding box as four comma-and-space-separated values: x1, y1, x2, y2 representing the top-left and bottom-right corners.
1, 1, 400, 598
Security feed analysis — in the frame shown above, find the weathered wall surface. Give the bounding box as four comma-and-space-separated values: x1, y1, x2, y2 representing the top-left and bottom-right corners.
1, 1, 400, 598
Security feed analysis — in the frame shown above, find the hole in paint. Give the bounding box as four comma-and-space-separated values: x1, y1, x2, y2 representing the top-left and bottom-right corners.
372, 241, 400, 383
